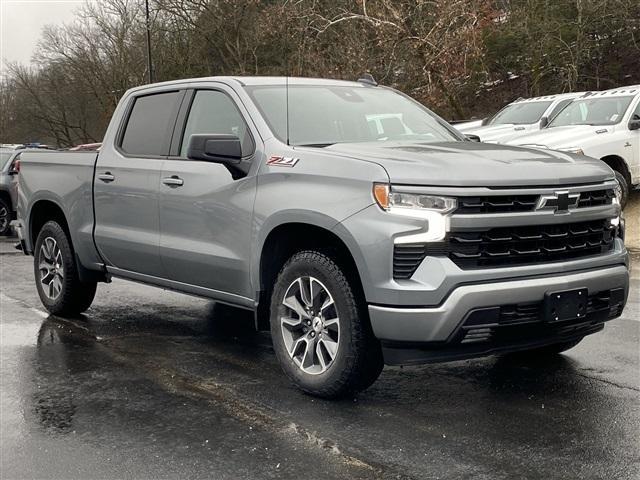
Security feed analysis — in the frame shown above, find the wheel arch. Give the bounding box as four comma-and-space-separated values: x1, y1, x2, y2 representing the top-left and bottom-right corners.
29, 198, 105, 283
255, 220, 367, 331
29, 199, 70, 246
0, 189, 12, 209
600, 154, 632, 185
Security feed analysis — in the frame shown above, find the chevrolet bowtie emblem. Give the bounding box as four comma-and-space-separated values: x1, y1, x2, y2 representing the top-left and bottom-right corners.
536, 191, 579, 213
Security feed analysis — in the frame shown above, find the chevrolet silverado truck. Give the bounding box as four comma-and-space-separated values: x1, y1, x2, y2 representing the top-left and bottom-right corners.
507, 86, 640, 208
16, 76, 629, 398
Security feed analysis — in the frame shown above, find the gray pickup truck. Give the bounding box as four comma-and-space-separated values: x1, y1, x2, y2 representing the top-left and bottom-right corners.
16, 77, 629, 398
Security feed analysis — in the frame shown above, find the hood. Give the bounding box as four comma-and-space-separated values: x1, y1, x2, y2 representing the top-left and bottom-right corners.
324, 141, 613, 187
505, 125, 611, 148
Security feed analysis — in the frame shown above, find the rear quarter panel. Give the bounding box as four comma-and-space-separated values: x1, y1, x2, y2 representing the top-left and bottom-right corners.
18, 151, 103, 269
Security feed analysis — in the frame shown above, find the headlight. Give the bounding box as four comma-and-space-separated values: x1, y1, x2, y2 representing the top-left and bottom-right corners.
373, 183, 456, 242
373, 184, 457, 213
559, 147, 585, 155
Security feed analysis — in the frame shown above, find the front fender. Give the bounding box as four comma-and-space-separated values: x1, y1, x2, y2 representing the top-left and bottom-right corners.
251, 209, 354, 294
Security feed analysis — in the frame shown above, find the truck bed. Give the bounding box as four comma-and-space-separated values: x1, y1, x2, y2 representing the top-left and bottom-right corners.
17, 150, 103, 271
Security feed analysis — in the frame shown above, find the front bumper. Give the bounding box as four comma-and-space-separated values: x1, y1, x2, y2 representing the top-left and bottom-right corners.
369, 264, 629, 364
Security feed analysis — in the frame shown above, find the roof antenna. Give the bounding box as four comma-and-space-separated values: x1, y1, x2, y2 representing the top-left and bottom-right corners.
357, 73, 377, 86
286, 74, 290, 146
284, 4, 292, 146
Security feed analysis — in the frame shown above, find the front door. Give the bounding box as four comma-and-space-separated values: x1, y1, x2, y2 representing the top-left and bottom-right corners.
159, 88, 258, 299
94, 90, 184, 277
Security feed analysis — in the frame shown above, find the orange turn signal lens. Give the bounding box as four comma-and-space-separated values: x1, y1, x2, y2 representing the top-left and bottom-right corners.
373, 183, 390, 210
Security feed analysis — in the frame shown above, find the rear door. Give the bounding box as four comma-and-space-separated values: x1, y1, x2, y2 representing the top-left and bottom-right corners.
158, 86, 259, 300
94, 89, 184, 277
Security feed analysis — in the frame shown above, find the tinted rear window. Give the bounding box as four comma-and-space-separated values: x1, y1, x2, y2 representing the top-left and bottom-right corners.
0, 152, 13, 169
121, 91, 182, 156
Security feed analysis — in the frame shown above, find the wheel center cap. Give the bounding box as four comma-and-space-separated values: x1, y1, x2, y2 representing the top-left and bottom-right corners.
312, 317, 323, 332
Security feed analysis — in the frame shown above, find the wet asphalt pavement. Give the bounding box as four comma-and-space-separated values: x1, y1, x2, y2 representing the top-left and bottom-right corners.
1, 237, 639, 479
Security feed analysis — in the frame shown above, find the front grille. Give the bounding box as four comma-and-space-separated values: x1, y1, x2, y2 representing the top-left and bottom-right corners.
431, 218, 615, 269
577, 189, 615, 208
392, 185, 617, 278
457, 288, 625, 345
455, 188, 614, 214
456, 194, 538, 214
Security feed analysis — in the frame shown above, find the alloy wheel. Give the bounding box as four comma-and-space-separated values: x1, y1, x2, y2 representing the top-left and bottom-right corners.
0, 205, 8, 232
39, 237, 64, 300
280, 276, 340, 375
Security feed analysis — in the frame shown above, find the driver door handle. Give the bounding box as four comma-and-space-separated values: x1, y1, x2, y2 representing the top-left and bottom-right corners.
98, 172, 115, 182
162, 175, 184, 187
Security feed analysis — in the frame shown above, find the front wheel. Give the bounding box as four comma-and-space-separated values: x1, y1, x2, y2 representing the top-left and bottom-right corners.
34, 221, 97, 316
613, 170, 629, 209
270, 250, 383, 398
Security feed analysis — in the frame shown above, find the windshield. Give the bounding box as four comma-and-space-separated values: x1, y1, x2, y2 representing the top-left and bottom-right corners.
489, 101, 552, 125
548, 96, 634, 127
0, 151, 13, 169
245, 85, 460, 146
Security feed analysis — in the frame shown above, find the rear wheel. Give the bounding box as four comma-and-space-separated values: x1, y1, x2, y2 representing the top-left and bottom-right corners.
34, 221, 97, 316
0, 197, 11, 235
613, 170, 629, 209
270, 250, 383, 398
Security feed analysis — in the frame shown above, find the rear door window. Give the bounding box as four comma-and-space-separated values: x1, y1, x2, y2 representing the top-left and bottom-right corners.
121, 91, 182, 156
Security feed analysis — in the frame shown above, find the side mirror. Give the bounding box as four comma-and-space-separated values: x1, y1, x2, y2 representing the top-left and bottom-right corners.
629, 119, 640, 131
539, 116, 549, 128
187, 134, 242, 164
8, 160, 20, 175
481, 117, 490, 126
466, 134, 481, 142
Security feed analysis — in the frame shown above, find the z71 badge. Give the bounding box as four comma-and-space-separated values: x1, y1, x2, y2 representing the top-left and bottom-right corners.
266, 156, 300, 167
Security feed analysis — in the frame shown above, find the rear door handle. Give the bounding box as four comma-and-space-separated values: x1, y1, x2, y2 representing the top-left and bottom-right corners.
162, 175, 184, 187
98, 172, 115, 182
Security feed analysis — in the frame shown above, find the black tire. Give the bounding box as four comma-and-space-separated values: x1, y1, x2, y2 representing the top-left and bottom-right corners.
613, 170, 629, 209
34, 220, 97, 316
506, 338, 584, 359
0, 197, 11, 236
270, 250, 383, 398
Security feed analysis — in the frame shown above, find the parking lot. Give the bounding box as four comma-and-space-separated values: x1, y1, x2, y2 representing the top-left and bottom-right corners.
1, 236, 638, 479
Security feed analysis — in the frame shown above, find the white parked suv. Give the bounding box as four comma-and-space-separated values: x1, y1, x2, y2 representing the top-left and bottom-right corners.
461, 93, 584, 143
506, 86, 640, 207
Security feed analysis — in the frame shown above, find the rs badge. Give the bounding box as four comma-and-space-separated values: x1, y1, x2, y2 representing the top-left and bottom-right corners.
267, 156, 300, 167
